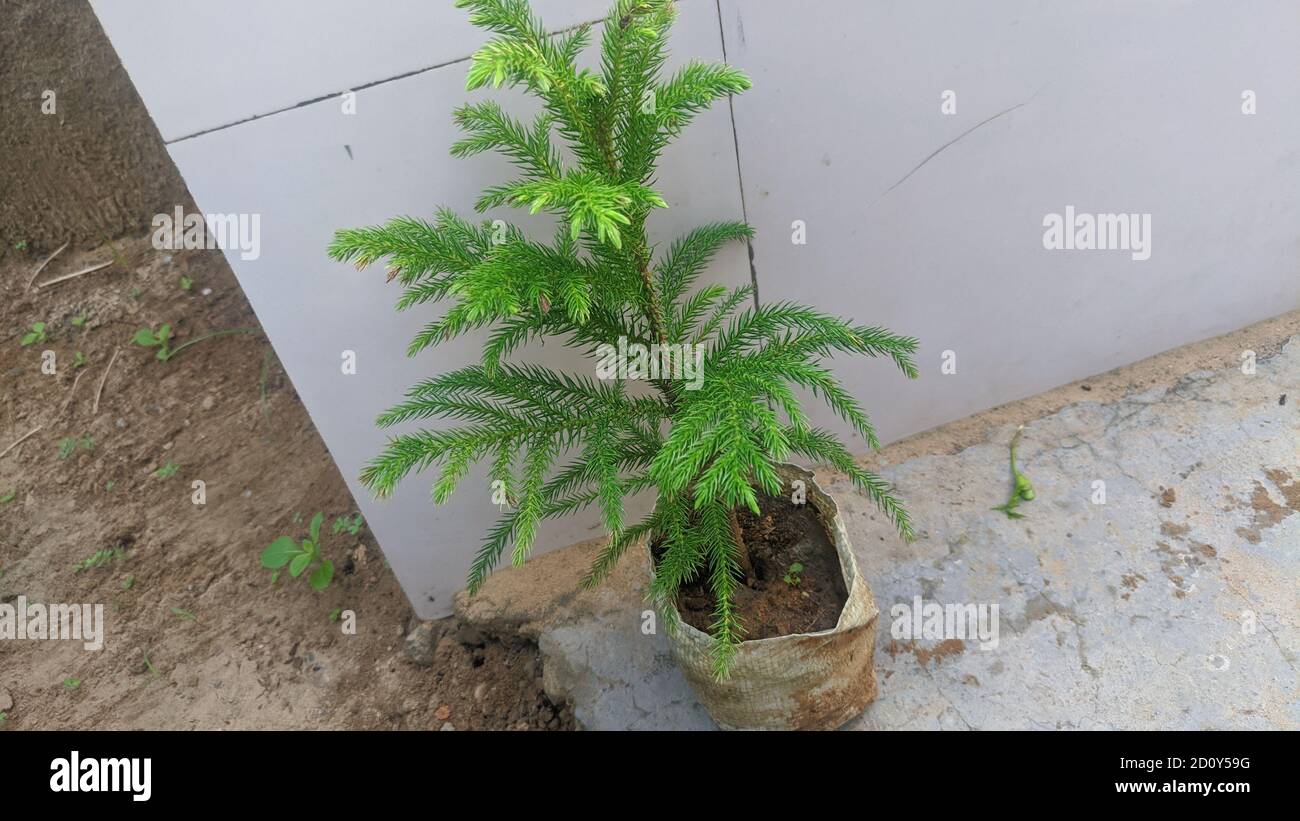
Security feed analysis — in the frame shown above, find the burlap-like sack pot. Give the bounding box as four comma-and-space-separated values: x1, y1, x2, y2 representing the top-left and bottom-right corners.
660, 463, 879, 730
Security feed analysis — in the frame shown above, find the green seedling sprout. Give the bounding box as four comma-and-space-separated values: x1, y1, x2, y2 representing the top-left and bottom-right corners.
261, 512, 335, 590
332, 512, 364, 537
20, 322, 47, 347
783, 562, 804, 586
73, 544, 125, 573
132, 324, 256, 362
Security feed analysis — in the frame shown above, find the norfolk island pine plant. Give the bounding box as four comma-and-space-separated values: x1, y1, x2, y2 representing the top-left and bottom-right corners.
328, 0, 918, 680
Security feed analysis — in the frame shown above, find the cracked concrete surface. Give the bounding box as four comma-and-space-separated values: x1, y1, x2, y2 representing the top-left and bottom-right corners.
459, 335, 1300, 730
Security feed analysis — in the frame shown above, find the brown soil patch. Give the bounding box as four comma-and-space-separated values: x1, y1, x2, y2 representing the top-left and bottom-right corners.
1119, 571, 1146, 600
1233, 470, 1299, 544
885, 638, 966, 668
1159, 520, 1191, 539
1263, 468, 1300, 510
668, 492, 848, 641
406, 617, 574, 731
0, 235, 570, 730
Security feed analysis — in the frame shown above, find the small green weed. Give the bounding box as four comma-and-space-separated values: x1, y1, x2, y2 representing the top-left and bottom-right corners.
262, 512, 334, 590
133, 324, 255, 362
58, 436, 93, 459
782, 562, 804, 587
132, 324, 174, 360
73, 544, 125, 573
332, 512, 364, 537
20, 322, 47, 347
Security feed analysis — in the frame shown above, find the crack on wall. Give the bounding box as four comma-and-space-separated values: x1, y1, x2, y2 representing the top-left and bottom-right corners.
165, 18, 605, 145
868, 83, 1051, 209
715, 0, 760, 308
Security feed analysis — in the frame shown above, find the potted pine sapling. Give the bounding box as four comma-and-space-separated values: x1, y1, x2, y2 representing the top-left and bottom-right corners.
329, 0, 918, 730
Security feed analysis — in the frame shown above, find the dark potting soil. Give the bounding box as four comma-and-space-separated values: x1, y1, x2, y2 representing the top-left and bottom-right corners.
666, 492, 849, 641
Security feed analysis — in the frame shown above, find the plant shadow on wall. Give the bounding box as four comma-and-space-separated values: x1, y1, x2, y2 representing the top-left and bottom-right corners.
329, 0, 917, 727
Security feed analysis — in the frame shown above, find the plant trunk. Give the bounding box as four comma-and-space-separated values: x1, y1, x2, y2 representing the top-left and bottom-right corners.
727, 507, 756, 585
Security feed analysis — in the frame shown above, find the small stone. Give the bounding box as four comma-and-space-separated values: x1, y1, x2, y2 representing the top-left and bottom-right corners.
473, 682, 488, 701
439, 722, 456, 731
242, 489, 252, 498
115, 418, 127, 429
402, 620, 445, 668
200, 287, 212, 296
435, 704, 451, 721
201, 396, 215, 410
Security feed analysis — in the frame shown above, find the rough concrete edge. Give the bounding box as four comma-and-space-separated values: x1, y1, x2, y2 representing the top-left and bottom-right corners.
865, 310, 1300, 468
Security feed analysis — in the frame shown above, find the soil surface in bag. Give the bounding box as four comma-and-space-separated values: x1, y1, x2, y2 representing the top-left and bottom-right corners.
664, 492, 849, 640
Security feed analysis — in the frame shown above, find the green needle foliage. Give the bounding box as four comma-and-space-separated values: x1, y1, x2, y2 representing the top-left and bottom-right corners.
329, 0, 918, 678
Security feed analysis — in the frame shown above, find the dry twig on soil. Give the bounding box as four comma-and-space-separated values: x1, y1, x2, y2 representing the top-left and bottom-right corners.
93, 348, 121, 415
0, 425, 44, 460
36, 259, 113, 290
25, 240, 69, 290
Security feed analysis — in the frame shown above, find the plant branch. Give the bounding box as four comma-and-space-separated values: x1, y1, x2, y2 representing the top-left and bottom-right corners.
727, 506, 755, 584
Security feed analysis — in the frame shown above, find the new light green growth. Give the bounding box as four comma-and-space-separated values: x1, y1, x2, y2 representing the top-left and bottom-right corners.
993, 426, 1035, 519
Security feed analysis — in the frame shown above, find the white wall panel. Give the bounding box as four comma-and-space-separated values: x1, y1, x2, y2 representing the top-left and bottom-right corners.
89, 0, 610, 141
720, 0, 1300, 447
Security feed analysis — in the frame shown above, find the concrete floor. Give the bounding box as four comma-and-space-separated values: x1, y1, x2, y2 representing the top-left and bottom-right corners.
457, 329, 1300, 730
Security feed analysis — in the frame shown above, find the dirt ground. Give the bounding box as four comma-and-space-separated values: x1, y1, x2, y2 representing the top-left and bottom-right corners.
0, 1, 185, 253
0, 234, 573, 730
